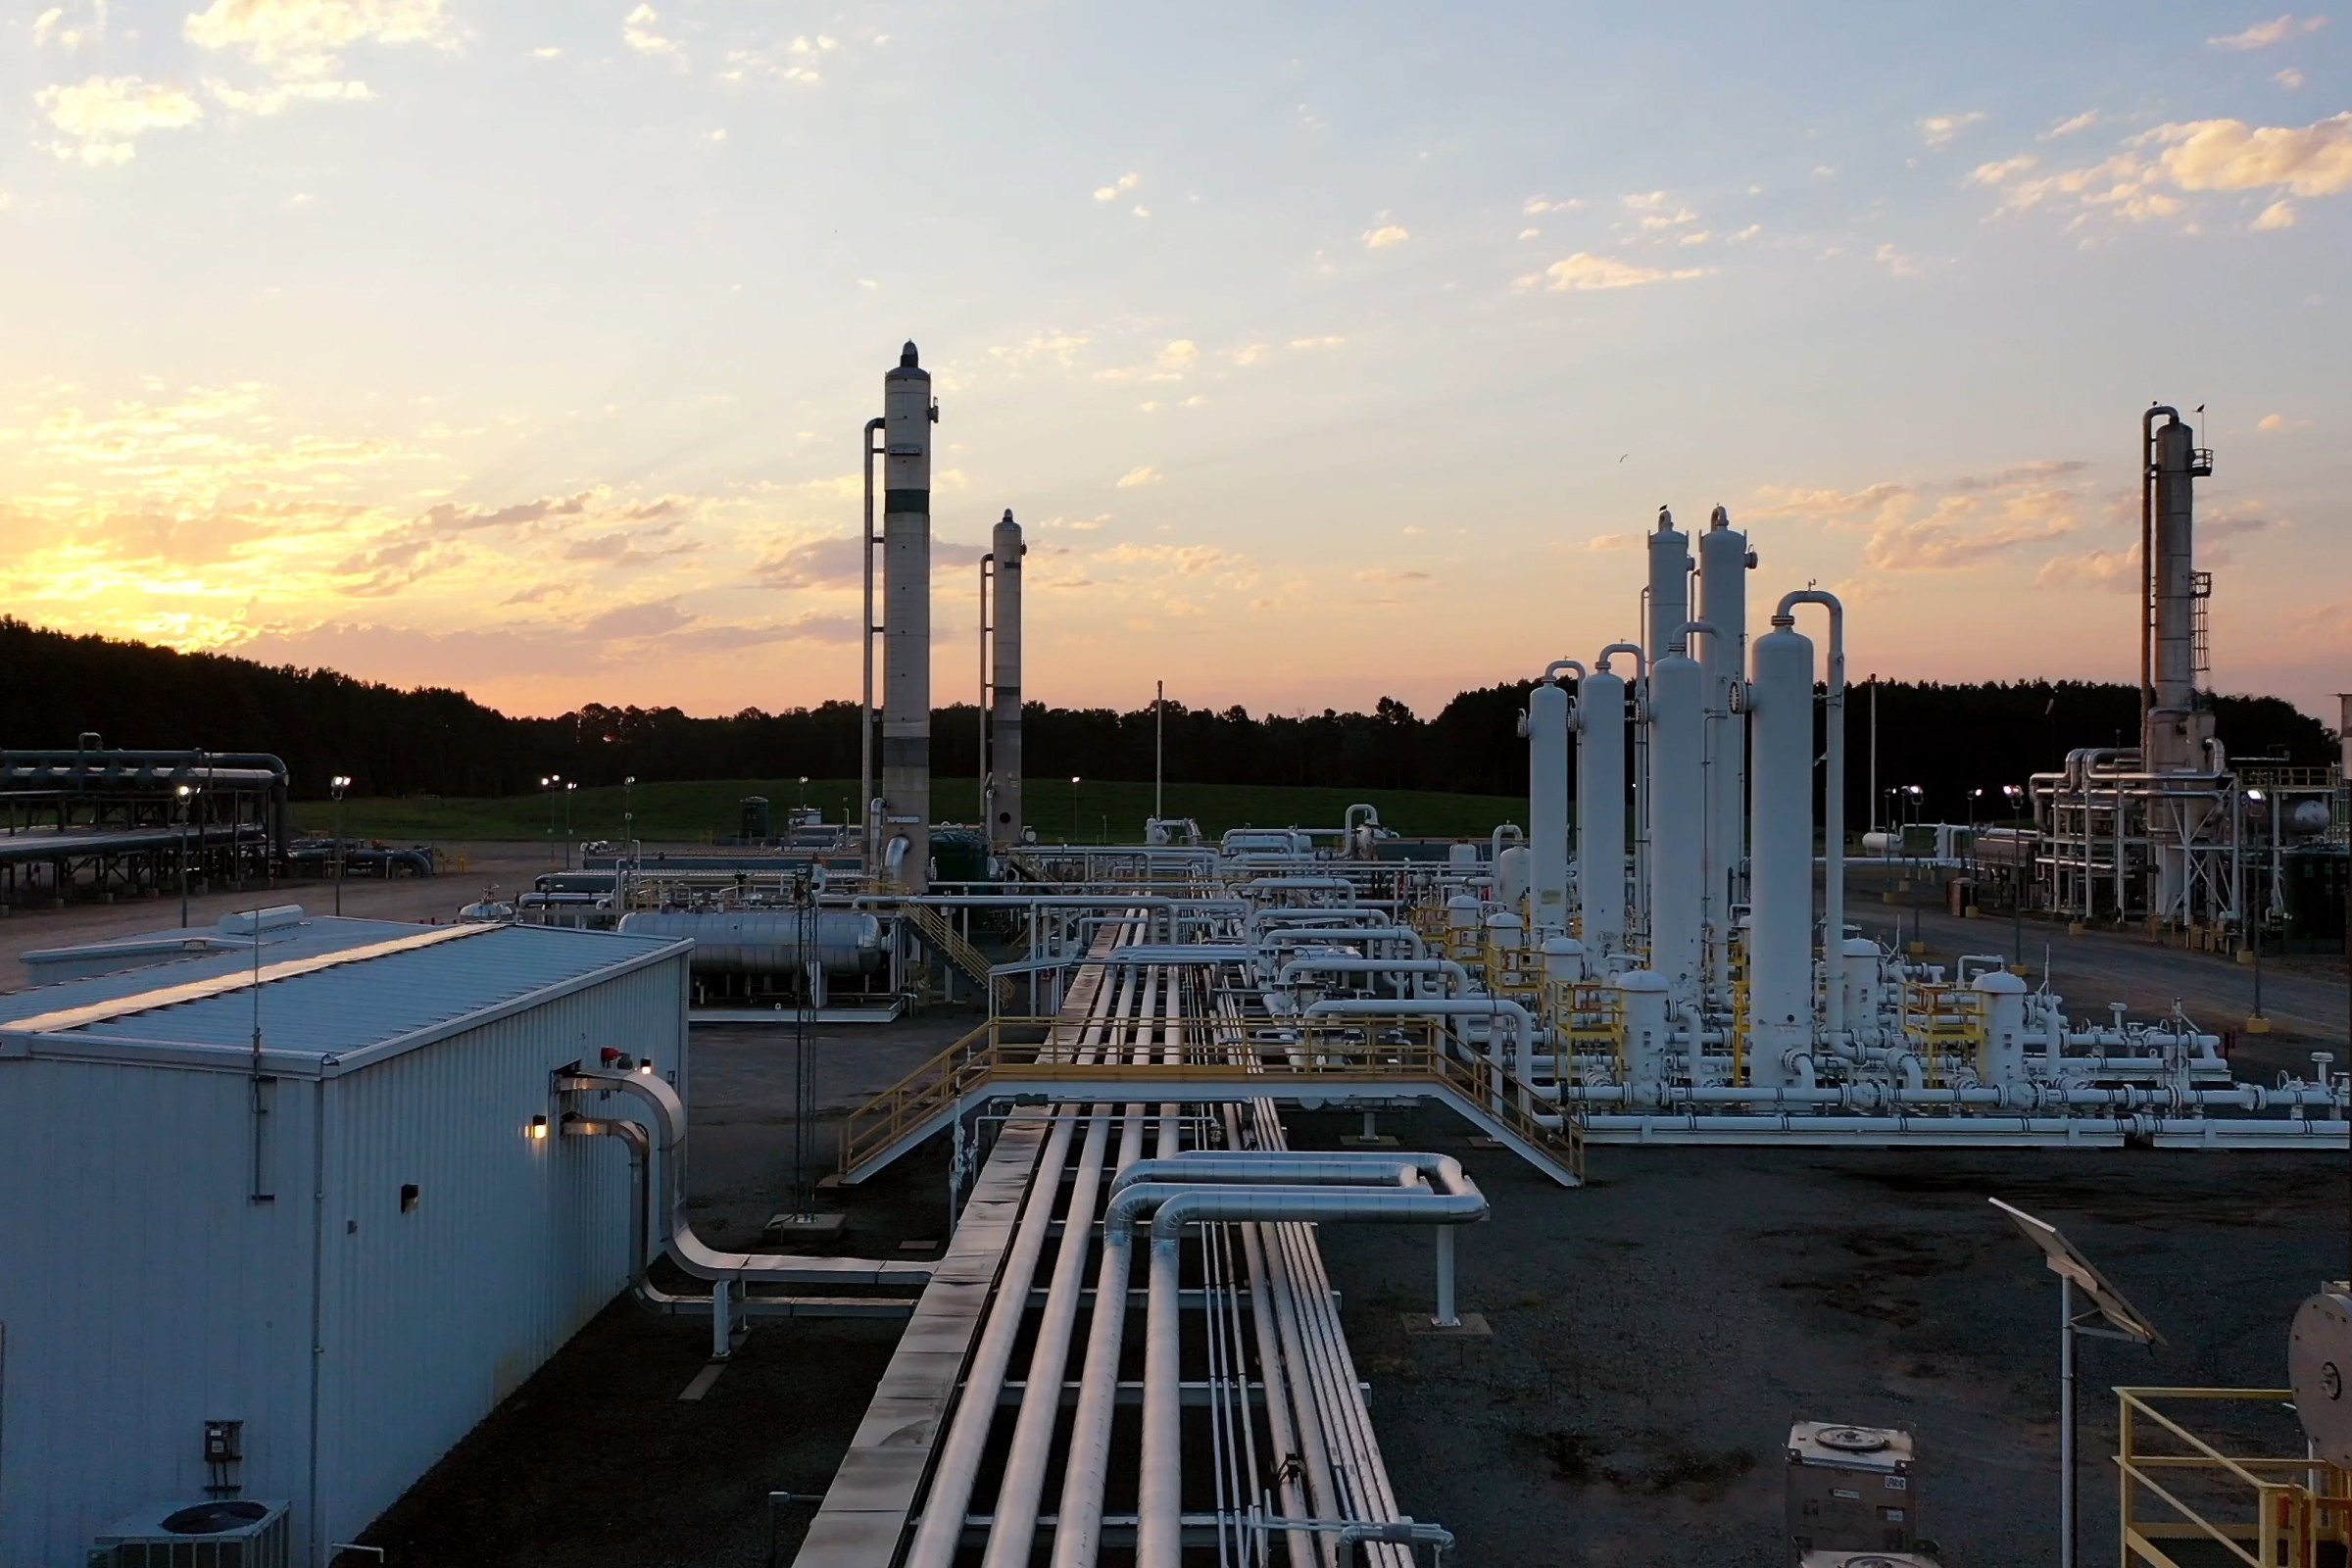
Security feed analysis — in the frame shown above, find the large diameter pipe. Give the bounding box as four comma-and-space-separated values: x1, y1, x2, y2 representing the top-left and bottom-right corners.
989, 509, 1026, 850
1577, 661, 1631, 955
1528, 678, 1572, 933
1646, 631, 1707, 1004
881, 342, 933, 892
1747, 617, 1815, 1088
614, 909, 885, 975
1108, 1179, 1491, 1568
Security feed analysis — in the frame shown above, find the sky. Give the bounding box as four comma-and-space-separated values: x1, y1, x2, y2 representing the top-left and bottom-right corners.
2, 2, 2347, 723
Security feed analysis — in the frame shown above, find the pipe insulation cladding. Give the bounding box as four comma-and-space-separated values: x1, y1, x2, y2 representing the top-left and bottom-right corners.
613, 910, 886, 975
1646, 631, 1707, 1004
882, 342, 934, 892
1746, 615, 1817, 1089
990, 509, 1026, 851
1578, 661, 1631, 955
1527, 679, 1572, 933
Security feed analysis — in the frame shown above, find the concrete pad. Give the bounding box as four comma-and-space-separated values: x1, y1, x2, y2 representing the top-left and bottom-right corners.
1401, 1311, 1493, 1339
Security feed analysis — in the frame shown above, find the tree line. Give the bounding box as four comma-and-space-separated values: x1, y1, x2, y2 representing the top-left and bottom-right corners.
1, 615, 2331, 824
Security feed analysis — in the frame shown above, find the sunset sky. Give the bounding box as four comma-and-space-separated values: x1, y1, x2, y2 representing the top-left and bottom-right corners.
3, 1, 2347, 721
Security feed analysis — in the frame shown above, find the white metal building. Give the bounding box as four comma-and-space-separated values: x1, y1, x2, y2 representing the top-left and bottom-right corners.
0, 915, 691, 1567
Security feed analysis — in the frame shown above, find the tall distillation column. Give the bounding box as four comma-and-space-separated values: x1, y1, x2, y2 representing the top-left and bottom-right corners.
1647, 631, 1706, 1003
1528, 676, 1572, 933
1578, 660, 1630, 956
988, 509, 1026, 851
880, 343, 934, 892
1746, 612, 1816, 1091
1636, 507, 1689, 940
2143, 410, 2216, 921
1697, 507, 1752, 987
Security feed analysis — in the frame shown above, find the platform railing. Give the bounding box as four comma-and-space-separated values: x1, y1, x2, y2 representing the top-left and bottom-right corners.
837, 1011, 1585, 1180
2116, 1386, 2350, 1567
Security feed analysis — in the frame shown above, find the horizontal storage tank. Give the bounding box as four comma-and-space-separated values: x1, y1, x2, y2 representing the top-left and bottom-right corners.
617, 908, 887, 974
0, 918, 691, 1568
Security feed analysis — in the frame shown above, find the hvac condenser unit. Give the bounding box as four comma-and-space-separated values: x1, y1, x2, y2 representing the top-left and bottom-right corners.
1787, 1422, 1917, 1562
89, 1499, 292, 1568
1798, 1555, 1941, 1568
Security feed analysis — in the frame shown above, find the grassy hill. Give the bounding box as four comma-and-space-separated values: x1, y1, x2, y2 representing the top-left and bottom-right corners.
291, 777, 1522, 844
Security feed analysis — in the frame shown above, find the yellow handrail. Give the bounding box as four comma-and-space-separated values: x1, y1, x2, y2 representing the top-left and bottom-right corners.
2116, 1386, 2350, 1567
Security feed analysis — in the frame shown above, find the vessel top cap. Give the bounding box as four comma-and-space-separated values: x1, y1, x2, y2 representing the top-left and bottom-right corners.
1002, 508, 1015, 523
900, 341, 919, 368
1656, 505, 1673, 530
1709, 505, 1730, 529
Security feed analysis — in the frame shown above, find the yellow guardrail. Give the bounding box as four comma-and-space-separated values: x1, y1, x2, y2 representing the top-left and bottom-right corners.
837, 1012, 1585, 1181
2117, 1386, 2350, 1567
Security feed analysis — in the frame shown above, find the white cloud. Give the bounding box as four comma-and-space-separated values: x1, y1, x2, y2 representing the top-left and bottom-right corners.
1093, 171, 1141, 202
1132, 204, 1150, 219
1361, 223, 1409, 248
2146, 112, 2352, 195
1678, 229, 1711, 246
2278, 66, 2307, 86
184, 0, 456, 73
36, 74, 205, 164
205, 76, 372, 115
1523, 195, 1582, 216
33, 1, 106, 48
532, 45, 563, 59
1114, 464, 1162, 488
622, 4, 682, 59
706, 127, 727, 143
1516, 226, 1541, 240
2043, 110, 2100, 139
1519, 252, 1712, 291
2254, 197, 2299, 226
1155, 339, 1199, 369
1919, 111, 1987, 150
1728, 222, 1762, 243
1967, 153, 2040, 185
1874, 242, 1922, 277
2208, 13, 2327, 49
1288, 335, 1347, 350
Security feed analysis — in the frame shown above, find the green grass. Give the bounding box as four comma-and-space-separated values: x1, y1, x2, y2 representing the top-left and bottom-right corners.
290, 777, 1523, 844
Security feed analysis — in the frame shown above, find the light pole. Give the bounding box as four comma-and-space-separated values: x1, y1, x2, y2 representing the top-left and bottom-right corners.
541, 775, 559, 865
622, 774, 637, 852
1904, 784, 1925, 950
2003, 784, 2026, 963
174, 783, 195, 928
564, 780, 578, 869
330, 775, 352, 915
2247, 789, 2269, 1029
1069, 776, 1081, 846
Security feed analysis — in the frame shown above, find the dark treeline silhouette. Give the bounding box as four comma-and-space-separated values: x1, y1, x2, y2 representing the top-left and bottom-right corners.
1, 617, 2331, 822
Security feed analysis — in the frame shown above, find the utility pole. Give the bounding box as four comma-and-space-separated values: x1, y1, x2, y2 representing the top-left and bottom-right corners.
1154, 679, 1164, 827
330, 774, 352, 915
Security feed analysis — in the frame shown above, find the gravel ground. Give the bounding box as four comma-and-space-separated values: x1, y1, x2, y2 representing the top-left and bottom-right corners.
1312, 1107, 2345, 1567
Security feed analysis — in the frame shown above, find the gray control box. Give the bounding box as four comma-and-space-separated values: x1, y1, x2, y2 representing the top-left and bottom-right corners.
1788, 1422, 1917, 1562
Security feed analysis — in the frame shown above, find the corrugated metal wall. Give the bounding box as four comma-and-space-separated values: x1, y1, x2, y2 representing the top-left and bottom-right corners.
315, 954, 689, 1549
0, 1057, 318, 1566
0, 948, 690, 1567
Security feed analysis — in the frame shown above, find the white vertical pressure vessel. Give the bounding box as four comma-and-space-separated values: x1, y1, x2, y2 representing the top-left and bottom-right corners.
1746, 616, 1815, 1089
988, 509, 1025, 851
1974, 969, 2031, 1087
1839, 937, 1885, 1049
1495, 849, 1532, 916
1527, 681, 1570, 932
881, 342, 933, 892
1575, 667, 1628, 955
1697, 510, 1751, 948
1645, 641, 1705, 1004
1646, 509, 1690, 663
1614, 969, 1672, 1091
